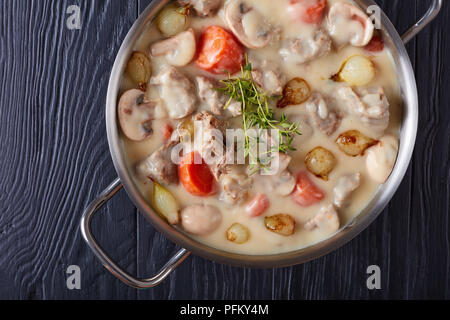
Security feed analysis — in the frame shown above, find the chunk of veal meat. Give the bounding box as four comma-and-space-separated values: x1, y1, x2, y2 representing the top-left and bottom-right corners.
137, 140, 179, 185
150, 66, 197, 119
196, 76, 242, 118
279, 29, 331, 65
304, 204, 340, 234
219, 167, 253, 205
178, 0, 221, 17
250, 59, 286, 96
193, 111, 227, 165
333, 173, 361, 208
337, 87, 390, 132
194, 111, 252, 205
306, 93, 341, 136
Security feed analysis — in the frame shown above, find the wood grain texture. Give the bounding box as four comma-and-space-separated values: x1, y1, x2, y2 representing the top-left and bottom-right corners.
0, 0, 449, 300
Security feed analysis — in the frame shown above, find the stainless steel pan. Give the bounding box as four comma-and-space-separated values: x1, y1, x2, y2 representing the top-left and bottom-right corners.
80, 0, 442, 289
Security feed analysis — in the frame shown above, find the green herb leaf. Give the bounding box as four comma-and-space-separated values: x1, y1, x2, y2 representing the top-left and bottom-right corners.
218, 56, 302, 174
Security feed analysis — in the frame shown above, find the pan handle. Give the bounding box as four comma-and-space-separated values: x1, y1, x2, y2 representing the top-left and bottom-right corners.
80, 178, 191, 289
401, 0, 442, 44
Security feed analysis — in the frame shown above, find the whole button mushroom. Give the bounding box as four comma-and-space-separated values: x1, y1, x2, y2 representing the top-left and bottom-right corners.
118, 89, 156, 141
181, 205, 222, 236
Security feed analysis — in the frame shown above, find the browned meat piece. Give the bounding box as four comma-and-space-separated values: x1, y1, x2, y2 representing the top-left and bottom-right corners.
279, 30, 331, 65
137, 140, 179, 185
337, 87, 390, 132
306, 93, 341, 136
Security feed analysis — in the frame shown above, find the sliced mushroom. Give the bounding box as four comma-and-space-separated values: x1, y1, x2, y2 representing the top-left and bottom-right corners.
151, 29, 197, 67
181, 204, 222, 236
327, 2, 374, 48
366, 135, 399, 184
118, 89, 156, 141
265, 153, 296, 196
273, 171, 297, 197
224, 0, 272, 49
304, 205, 340, 234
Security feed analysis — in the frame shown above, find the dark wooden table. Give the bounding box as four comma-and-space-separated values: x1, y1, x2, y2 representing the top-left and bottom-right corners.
0, 0, 449, 300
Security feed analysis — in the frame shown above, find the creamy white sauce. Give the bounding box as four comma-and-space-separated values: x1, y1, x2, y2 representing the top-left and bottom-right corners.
119, 0, 403, 255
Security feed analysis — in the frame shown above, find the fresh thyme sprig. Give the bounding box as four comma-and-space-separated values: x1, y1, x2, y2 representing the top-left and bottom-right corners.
217, 60, 301, 174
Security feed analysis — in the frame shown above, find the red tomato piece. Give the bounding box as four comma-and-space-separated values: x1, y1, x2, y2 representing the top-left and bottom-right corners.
246, 194, 270, 218
196, 26, 245, 75
179, 152, 216, 197
292, 171, 325, 207
365, 35, 384, 52
288, 0, 327, 24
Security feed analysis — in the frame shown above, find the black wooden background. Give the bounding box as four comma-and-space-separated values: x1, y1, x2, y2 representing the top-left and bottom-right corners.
0, 0, 449, 300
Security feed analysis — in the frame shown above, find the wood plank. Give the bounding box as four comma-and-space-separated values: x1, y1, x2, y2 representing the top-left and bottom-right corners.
0, 0, 139, 299
0, 0, 449, 299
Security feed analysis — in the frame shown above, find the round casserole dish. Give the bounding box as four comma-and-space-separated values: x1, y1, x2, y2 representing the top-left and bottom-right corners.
80, 0, 442, 288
